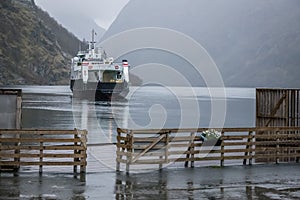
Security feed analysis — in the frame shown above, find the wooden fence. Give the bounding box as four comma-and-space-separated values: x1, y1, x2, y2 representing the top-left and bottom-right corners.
116, 127, 300, 173
0, 129, 87, 173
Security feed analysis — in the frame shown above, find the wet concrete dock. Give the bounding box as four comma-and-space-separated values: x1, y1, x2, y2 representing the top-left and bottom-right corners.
0, 162, 299, 199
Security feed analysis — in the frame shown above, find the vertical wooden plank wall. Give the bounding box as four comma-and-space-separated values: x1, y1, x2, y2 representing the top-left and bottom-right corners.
0, 89, 22, 129
256, 88, 300, 162
0, 89, 22, 171
256, 88, 300, 128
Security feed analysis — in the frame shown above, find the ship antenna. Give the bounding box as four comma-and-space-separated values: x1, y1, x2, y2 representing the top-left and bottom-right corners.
91, 29, 96, 50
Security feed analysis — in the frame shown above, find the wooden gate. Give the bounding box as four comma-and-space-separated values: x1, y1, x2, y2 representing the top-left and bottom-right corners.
256, 88, 300, 162
256, 88, 300, 127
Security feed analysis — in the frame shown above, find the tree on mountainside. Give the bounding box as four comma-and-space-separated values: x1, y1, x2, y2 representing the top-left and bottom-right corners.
1, 0, 13, 8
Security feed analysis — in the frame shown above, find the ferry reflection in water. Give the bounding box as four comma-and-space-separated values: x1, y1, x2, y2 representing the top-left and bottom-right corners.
71, 98, 130, 145
71, 85, 256, 145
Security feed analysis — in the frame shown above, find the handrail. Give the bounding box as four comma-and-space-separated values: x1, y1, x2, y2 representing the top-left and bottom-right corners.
116, 126, 300, 173
117, 126, 300, 134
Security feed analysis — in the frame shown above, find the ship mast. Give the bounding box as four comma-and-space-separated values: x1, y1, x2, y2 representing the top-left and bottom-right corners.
91, 29, 95, 50
87, 29, 97, 58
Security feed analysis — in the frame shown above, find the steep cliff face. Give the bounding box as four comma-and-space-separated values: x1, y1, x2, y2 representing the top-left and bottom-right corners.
102, 0, 300, 87
0, 0, 85, 85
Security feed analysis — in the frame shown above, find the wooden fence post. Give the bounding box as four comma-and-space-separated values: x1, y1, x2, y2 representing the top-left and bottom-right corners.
16, 95, 22, 129
184, 146, 191, 167
191, 132, 195, 168
185, 131, 195, 168
165, 131, 170, 165
13, 132, 20, 171
243, 131, 253, 165
220, 131, 225, 167
39, 134, 43, 173
74, 132, 78, 173
159, 132, 168, 170
80, 130, 87, 174
0, 132, 2, 171
159, 133, 164, 170
126, 130, 133, 174
276, 131, 280, 164
116, 129, 121, 172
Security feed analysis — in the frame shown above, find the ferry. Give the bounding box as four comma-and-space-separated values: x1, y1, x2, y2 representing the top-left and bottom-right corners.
70, 30, 130, 100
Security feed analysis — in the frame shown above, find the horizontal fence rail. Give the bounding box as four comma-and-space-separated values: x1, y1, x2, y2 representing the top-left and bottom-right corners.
116, 127, 300, 173
0, 129, 87, 173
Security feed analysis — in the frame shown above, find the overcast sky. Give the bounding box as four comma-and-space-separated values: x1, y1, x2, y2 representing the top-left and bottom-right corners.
35, 0, 130, 30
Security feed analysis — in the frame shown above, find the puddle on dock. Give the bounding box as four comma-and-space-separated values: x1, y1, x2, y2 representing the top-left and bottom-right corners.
1, 164, 300, 199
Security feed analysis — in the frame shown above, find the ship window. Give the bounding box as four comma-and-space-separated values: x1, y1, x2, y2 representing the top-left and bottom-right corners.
116, 72, 122, 79
103, 70, 118, 82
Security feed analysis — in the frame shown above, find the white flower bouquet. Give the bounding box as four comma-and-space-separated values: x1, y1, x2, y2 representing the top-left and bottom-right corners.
202, 129, 221, 140
200, 129, 222, 146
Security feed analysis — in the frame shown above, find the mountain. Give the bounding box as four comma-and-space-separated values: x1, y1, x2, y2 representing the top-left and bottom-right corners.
0, 0, 86, 85
38, 8, 105, 41
58, 14, 105, 42
34, 0, 106, 41
102, 0, 300, 87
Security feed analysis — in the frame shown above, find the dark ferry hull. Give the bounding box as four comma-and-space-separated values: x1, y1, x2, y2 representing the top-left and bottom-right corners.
70, 80, 129, 101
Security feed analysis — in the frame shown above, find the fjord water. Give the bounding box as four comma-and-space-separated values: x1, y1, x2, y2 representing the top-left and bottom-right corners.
20, 85, 255, 145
